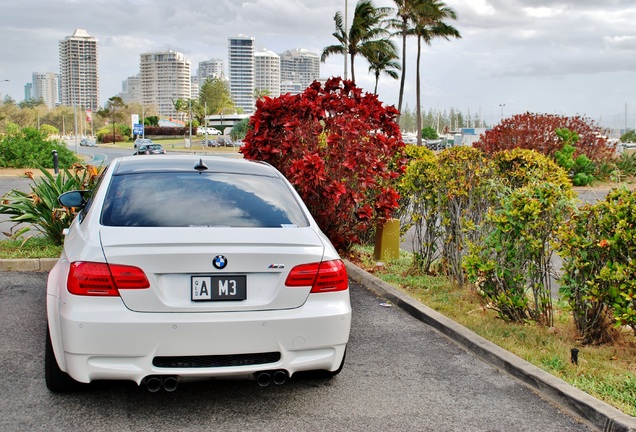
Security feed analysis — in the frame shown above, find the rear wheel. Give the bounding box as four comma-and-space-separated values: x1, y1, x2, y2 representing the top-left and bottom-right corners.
45, 326, 85, 392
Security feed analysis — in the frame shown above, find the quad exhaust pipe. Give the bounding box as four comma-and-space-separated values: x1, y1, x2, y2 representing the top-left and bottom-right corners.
255, 370, 288, 387
143, 376, 179, 392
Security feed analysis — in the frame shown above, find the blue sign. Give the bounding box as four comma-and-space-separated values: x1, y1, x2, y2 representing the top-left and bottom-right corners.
133, 123, 144, 135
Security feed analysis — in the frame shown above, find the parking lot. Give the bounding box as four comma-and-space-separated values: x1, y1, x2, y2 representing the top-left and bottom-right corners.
0, 271, 591, 432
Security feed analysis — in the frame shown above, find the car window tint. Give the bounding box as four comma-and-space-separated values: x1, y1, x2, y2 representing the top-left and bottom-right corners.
101, 172, 309, 228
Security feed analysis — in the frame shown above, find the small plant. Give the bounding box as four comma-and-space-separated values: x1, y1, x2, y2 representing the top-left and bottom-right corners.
553, 128, 595, 186
0, 164, 101, 245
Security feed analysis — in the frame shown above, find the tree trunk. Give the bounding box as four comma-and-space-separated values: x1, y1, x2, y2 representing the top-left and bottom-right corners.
397, 21, 408, 121
416, 36, 422, 147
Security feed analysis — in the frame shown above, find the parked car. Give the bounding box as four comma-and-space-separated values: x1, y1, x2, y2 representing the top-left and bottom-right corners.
201, 139, 219, 147
46, 155, 351, 392
215, 137, 235, 147
134, 138, 154, 149
80, 138, 96, 147
133, 144, 166, 155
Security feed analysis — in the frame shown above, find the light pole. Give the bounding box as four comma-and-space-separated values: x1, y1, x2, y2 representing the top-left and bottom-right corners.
499, 104, 505, 122
70, 54, 92, 153
0, 79, 9, 99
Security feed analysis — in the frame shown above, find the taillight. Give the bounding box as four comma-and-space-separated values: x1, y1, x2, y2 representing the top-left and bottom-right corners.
285, 259, 348, 293
67, 262, 150, 296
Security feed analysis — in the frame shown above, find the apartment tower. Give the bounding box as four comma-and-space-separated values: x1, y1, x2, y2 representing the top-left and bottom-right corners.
139, 50, 191, 118
228, 35, 255, 114
280, 48, 320, 95
32, 72, 59, 108
254, 49, 281, 98
59, 29, 99, 111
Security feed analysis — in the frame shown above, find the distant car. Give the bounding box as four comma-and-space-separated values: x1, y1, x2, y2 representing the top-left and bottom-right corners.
201, 139, 219, 147
134, 138, 154, 149
133, 144, 166, 155
46, 155, 351, 392
207, 128, 222, 136
215, 138, 235, 147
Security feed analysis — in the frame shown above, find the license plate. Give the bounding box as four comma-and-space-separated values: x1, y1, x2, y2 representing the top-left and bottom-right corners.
191, 275, 247, 301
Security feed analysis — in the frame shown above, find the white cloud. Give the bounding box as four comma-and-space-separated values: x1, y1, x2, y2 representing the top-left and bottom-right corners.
0, 0, 635, 128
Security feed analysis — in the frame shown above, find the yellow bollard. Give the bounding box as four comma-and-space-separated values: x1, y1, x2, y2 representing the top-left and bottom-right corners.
374, 218, 400, 261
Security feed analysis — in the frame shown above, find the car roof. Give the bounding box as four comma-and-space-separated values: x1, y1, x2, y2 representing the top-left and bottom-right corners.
112, 155, 280, 178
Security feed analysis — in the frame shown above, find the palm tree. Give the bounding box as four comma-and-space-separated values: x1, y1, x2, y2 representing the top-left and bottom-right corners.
388, 0, 419, 118
322, 0, 394, 84
411, 0, 460, 145
254, 88, 271, 100
367, 47, 401, 94
171, 98, 188, 122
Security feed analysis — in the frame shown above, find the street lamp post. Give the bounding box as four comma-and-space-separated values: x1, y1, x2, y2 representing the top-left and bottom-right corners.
0, 79, 9, 99
499, 104, 506, 122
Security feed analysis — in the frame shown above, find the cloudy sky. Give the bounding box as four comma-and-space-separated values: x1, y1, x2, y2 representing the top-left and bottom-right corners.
1, 0, 635, 129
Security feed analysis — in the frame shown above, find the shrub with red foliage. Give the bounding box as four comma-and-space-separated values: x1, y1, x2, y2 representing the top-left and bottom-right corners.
240, 77, 406, 251
474, 112, 615, 163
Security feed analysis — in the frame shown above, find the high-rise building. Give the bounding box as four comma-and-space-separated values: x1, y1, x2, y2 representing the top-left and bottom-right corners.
228, 35, 255, 114
198, 59, 224, 80
280, 48, 320, 95
194, 58, 225, 98
24, 83, 33, 102
139, 50, 191, 118
119, 74, 142, 104
254, 49, 281, 98
32, 72, 59, 108
59, 29, 99, 111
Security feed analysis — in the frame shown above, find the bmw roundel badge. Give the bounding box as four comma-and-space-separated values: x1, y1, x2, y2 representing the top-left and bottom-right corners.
213, 255, 227, 269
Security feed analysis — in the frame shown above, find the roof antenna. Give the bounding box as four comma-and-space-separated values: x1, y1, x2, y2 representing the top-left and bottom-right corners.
194, 158, 208, 173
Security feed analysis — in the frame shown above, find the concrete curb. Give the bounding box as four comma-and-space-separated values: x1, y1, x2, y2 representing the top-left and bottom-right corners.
344, 260, 636, 432
0, 258, 57, 272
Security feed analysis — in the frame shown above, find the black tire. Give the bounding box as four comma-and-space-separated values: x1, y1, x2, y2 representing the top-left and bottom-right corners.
45, 326, 85, 392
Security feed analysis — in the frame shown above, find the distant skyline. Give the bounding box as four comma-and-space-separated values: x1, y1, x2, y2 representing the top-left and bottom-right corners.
1, 0, 635, 129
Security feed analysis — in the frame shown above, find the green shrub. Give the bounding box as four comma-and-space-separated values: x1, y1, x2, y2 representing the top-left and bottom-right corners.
492, 148, 572, 191
614, 152, 636, 179
0, 123, 78, 168
0, 165, 101, 245
553, 128, 595, 186
464, 182, 576, 326
557, 187, 636, 343
436, 146, 495, 285
398, 147, 442, 272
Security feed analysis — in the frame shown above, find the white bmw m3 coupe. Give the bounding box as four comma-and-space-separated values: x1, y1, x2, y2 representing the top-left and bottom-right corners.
46, 155, 351, 392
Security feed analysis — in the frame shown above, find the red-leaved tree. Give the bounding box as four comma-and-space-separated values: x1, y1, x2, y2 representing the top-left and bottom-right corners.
474, 112, 615, 163
241, 77, 407, 251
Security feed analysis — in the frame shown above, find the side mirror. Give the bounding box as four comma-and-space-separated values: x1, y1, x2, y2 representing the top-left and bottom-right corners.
58, 190, 89, 208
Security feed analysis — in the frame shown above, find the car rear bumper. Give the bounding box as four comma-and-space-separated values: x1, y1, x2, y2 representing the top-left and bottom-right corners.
49, 292, 351, 384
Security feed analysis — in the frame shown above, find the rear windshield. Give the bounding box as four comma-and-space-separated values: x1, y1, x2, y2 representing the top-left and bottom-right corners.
101, 172, 309, 228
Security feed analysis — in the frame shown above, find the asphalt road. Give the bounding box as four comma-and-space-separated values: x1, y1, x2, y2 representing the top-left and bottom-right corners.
0, 271, 590, 432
